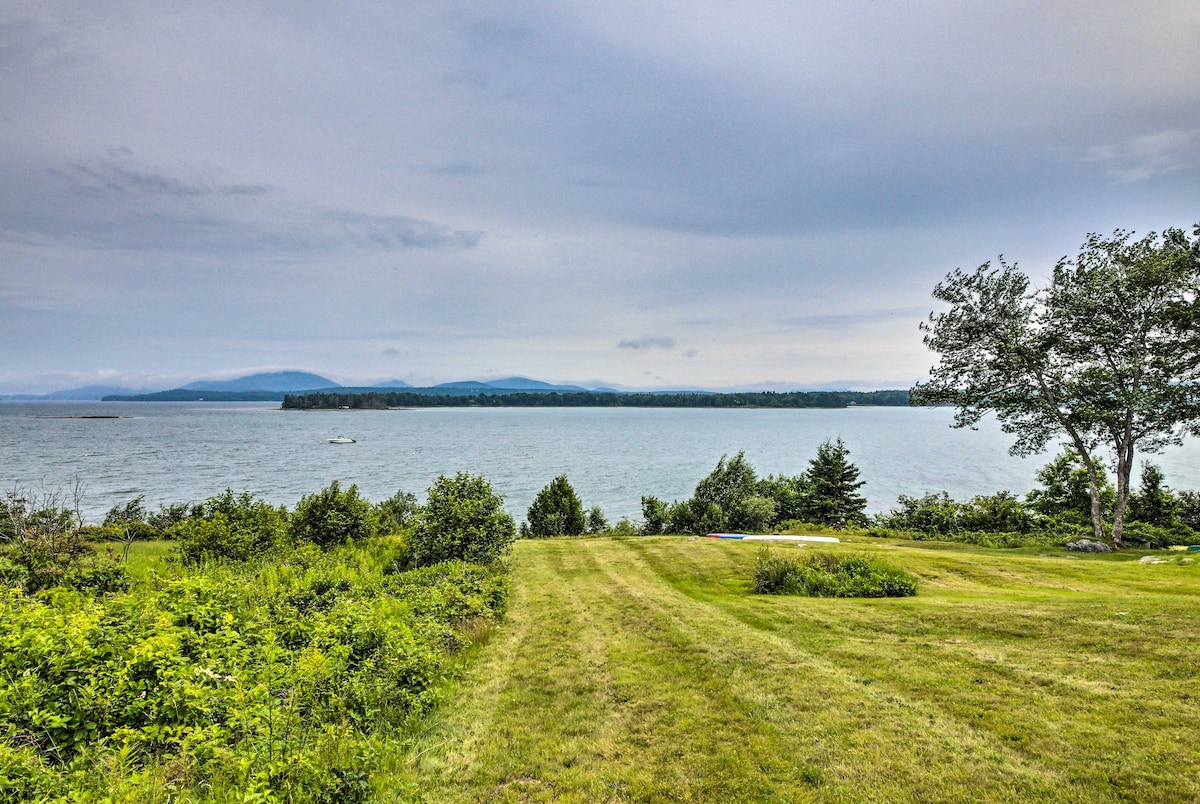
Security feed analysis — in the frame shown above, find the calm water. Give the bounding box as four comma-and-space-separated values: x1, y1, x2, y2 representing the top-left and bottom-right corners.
3, 401, 1200, 523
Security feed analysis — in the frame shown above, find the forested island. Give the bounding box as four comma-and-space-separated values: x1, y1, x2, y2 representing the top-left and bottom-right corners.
280, 389, 909, 409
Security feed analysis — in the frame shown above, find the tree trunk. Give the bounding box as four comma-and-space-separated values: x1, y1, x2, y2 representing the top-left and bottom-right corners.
1074, 448, 1107, 542
1110, 443, 1134, 550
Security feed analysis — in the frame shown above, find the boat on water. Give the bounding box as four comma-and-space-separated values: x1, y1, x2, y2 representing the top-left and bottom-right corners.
328, 436, 356, 444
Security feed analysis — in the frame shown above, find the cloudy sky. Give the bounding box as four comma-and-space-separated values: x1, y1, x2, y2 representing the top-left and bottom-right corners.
2, 2, 1198, 393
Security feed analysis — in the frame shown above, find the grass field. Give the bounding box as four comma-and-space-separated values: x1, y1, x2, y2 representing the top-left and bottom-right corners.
382, 535, 1200, 803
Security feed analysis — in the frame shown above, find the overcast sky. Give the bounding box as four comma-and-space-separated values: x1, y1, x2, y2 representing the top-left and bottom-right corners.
2, 1, 1198, 393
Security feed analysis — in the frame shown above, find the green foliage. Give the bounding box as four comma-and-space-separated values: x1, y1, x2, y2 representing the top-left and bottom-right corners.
1026, 450, 1114, 522
958, 490, 1036, 533
797, 438, 867, 528
694, 452, 759, 520
147, 501, 191, 534
410, 473, 516, 567
642, 445, 867, 535
1176, 490, 1200, 531
169, 489, 288, 564
640, 496, 670, 535
0, 534, 507, 800
0, 488, 120, 595
753, 549, 917, 597
523, 475, 586, 537
103, 495, 148, 527
878, 490, 1037, 537
911, 223, 1200, 547
376, 489, 420, 535
586, 505, 609, 534
291, 481, 376, 549
730, 495, 777, 533
1127, 464, 1180, 529
875, 492, 961, 536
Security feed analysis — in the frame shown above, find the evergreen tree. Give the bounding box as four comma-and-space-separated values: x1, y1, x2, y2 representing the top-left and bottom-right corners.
1128, 463, 1178, 527
799, 439, 867, 528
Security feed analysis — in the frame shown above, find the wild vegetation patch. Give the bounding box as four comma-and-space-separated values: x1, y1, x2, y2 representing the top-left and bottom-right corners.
753, 548, 918, 597
0, 476, 514, 802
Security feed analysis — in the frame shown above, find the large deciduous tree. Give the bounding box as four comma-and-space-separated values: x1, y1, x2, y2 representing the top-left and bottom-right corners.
911, 225, 1200, 548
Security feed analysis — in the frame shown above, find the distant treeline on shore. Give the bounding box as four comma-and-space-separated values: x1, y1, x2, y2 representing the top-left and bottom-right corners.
281, 389, 910, 409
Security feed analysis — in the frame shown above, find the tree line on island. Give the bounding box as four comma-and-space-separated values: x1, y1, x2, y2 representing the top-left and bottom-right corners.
280, 389, 909, 409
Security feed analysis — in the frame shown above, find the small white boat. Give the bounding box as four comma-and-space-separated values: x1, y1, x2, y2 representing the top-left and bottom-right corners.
328, 436, 356, 444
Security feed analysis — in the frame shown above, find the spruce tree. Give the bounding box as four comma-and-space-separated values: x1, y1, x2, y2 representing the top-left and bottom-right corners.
800, 439, 867, 528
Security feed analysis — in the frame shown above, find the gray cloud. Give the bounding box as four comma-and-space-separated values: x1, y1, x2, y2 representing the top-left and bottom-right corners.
618, 336, 675, 350
429, 160, 492, 177
51, 151, 272, 199
0, 2, 1196, 392
780, 307, 933, 330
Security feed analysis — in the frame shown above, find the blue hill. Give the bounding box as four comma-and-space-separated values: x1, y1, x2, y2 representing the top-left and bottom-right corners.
183, 371, 340, 393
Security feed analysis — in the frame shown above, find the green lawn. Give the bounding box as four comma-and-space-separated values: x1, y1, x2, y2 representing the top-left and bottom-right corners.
381, 536, 1200, 803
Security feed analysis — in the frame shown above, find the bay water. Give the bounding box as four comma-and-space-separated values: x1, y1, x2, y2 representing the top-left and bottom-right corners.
3, 401, 1199, 524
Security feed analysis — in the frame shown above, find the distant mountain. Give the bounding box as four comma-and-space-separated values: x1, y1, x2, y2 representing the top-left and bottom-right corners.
484, 377, 591, 392
0, 385, 160, 401
45, 385, 161, 400
373, 379, 412, 388
183, 371, 340, 393
433, 381, 494, 390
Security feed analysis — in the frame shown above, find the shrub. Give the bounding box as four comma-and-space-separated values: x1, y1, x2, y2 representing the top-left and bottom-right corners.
1177, 490, 1200, 530
376, 489, 420, 535
523, 475, 586, 537
291, 481, 376, 548
1026, 450, 1114, 522
170, 489, 287, 563
876, 492, 962, 535
959, 491, 1036, 533
729, 495, 776, 533
753, 548, 917, 598
409, 473, 515, 567
586, 505, 609, 534
103, 496, 148, 528
640, 496, 670, 535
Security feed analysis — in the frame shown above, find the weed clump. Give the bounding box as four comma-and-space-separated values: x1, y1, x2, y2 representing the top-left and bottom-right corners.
753, 548, 917, 598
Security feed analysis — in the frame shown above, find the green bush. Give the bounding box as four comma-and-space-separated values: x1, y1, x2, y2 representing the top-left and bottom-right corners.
754, 549, 917, 598
169, 489, 288, 563
291, 481, 376, 548
586, 506, 609, 534
376, 489, 421, 535
409, 473, 515, 567
523, 475, 586, 537
0, 534, 508, 801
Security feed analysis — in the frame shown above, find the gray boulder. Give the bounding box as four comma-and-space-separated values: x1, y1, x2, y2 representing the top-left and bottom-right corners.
1067, 539, 1112, 553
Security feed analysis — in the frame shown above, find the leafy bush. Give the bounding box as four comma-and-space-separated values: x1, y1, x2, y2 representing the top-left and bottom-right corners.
754, 549, 917, 598
642, 444, 868, 535
169, 489, 288, 563
385, 559, 508, 624
1176, 490, 1200, 530
876, 492, 962, 535
0, 535, 507, 800
409, 473, 515, 567
291, 481, 376, 548
586, 505, 609, 534
376, 489, 421, 535
523, 475, 586, 537
1026, 450, 1114, 522
640, 496, 670, 535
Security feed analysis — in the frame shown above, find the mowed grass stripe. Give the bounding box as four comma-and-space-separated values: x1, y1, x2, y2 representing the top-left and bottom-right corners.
626, 537, 1200, 801
603, 539, 1085, 803
385, 537, 1200, 803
